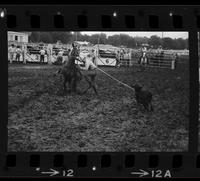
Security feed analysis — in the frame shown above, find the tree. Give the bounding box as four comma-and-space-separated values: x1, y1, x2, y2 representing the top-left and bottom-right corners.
29, 32, 40, 42
162, 37, 174, 49
28, 32, 188, 50
134, 36, 148, 47
148, 35, 162, 48
39, 32, 53, 43
99, 33, 107, 44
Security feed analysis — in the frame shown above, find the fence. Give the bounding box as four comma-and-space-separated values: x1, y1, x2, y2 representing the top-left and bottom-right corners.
8, 46, 69, 64
8, 43, 188, 70
126, 50, 183, 70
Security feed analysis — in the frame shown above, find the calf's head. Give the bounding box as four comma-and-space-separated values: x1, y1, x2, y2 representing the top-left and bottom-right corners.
133, 84, 142, 92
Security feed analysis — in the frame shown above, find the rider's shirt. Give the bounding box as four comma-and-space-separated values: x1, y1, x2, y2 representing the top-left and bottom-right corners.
142, 47, 147, 52
142, 47, 147, 54
141, 47, 147, 58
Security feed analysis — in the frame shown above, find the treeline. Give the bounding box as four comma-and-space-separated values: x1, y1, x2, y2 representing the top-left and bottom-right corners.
29, 32, 188, 50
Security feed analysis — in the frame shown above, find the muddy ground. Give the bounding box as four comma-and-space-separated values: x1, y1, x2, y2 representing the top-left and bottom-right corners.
8, 62, 189, 152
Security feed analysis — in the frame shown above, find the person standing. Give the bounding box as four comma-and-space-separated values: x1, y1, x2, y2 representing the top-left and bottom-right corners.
8, 44, 15, 63
57, 48, 63, 65
39, 47, 45, 63
91, 49, 97, 66
115, 50, 121, 68
141, 45, 148, 64
78, 53, 98, 95
172, 53, 179, 70
15, 46, 22, 62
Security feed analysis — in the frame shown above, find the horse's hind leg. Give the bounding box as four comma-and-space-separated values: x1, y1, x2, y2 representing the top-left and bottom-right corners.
68, 77, 75, 93
81, 76, 92, 95
72, 77, 78, 93
92, 82, 98, 95
62, 77, 67, 93
90, 75, 98, 95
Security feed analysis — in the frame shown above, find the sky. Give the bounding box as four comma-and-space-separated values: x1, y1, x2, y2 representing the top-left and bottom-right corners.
80, 31, 188, 39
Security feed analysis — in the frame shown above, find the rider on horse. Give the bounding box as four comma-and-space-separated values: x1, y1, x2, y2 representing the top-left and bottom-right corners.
57, 42, 82, 93
138, 44, 149, 71
140, 44, 148, 65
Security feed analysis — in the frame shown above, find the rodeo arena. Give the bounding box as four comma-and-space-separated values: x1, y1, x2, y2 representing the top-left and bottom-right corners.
8, 31, 189, 152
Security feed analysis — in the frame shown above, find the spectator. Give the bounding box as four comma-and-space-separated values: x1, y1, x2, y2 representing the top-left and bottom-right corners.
39, 47, 45, 63
15, 46, 22, 62
8, 44, 15, 63
157, 45, 163, 55
172, 53, 179, 70
57, 49, 63, 64
120, 49, 124, 60
91, 49, 97, 66
115, 50, 121, 68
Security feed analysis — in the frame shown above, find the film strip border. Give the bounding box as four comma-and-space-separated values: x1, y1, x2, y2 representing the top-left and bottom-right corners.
0, 5, 200, 30
0, 5, 200, 178
0, 153, 200, 177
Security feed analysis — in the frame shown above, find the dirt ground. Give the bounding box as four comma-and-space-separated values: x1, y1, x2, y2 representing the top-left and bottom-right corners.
8, 62, 189, 152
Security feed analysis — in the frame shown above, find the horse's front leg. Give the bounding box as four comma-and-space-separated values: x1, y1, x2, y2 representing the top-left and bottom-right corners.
69, 76, 77, 93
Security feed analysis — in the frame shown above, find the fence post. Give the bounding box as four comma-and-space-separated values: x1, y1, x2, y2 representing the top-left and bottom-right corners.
22, 44, 26, 64
47, 44, 53, 64
171, 60, 175, 70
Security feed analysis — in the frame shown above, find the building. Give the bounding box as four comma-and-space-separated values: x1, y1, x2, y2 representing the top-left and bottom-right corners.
8, 31, 29, 44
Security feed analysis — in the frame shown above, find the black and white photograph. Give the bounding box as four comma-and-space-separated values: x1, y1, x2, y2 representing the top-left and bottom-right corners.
8, 31, 189, 152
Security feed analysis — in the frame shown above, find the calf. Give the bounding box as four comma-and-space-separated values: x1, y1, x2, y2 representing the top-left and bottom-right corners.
133, 84, 153, 111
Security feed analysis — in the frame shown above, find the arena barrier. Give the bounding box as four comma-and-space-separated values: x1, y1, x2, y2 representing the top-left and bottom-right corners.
126, 50, 183, 70
8, 43, 187, 70
8, 45, 70, 64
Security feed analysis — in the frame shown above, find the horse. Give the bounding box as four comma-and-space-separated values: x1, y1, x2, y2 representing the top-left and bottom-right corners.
57, 55, 82, 93
56, 55, 98, 95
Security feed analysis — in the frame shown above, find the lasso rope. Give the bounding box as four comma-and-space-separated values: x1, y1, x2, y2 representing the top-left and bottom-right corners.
95, 66, 135, 92
77, 55, 135, 92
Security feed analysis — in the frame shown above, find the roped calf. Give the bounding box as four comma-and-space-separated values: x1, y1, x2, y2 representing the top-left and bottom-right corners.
133, 84, 154, 111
